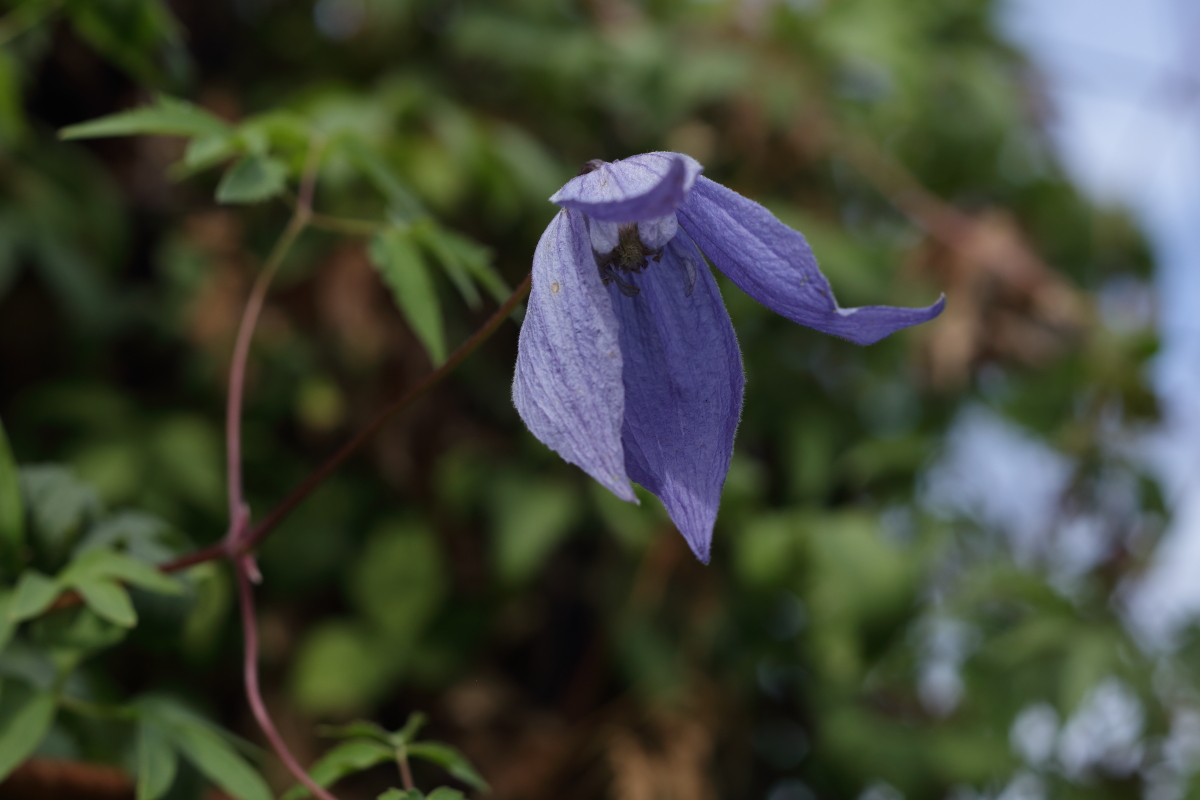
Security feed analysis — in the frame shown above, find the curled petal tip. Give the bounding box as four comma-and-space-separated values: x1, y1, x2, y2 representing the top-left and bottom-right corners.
551, 152, 703, 223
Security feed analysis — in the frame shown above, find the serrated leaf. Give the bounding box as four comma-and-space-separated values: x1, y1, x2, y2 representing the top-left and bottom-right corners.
0, 417, 22, 574
9, 571, 61, 622
437, 230, 509, 305
368, 229, 446, 365
215, 155, 289, 205
282, 738, 395, 800
76, 578, 136, 627
61, 548, 183, 596
406, 742, 489, 792
341, 137, 424, 220
137, 721, 178, 800
411, 222, 480, 309
61, 96, 226, 141
0, 690, 56, 781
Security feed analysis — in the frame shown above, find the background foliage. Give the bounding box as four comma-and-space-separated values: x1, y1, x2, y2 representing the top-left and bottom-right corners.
0, 0, 1191, 799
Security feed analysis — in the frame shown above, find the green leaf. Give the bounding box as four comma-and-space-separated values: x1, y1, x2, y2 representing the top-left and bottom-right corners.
76, 578, 137, 627
406, 742, 489, 792
437, 229, 509, 305
137, 721, 179, 800
182, 134, 237, 172
426, 789, 466, 800
0, 591, 15, 652
0, 690, 56, 781
74, 512, 183, 570
411, 221, 480, 308
281, 738, 395, 800
368, 228, 447, 365
29, 606, 127, 663
349, 522, 446, 642
394, 712, 427, 746
341, 137, 424, 220
491, 476, 579, 584
19, 466, 101, 562
378, 790, 423, 800
290, 622, 389, 716
9, 571, 61, 622
61, 548, 183, 596
60, 96, 226, 141
139, 697, 270, 800
317, 719, 394, 745
61, 0, 186, 85
215, 155, 289, 205
0, 417, 22, 574
166, 717, 272, 800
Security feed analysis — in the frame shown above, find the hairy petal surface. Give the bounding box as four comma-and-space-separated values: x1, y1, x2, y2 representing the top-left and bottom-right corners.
551, 152, 703, 223
611, 232, 744, 562
679, 177, 945, 345
513, 209, 636, 502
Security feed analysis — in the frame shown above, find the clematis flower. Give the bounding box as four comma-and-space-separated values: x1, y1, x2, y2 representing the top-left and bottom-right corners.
512, 152, 944, 562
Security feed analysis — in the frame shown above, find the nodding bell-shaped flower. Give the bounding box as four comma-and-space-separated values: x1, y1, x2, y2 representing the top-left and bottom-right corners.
512, 152, 944, 563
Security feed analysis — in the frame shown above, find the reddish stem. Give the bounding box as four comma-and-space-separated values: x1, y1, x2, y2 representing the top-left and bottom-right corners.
236, 558, 339, 800
223, 139, 340, 799
161, 270, 531, 574
396, 750, 415, 792
224, 140, 323, 546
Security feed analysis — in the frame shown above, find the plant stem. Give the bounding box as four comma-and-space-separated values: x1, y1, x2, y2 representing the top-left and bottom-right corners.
308, 211, 385, 237
236, 558, 340, 800
224, 138, 324, 548
162, 270, 531, 573
396, 748, 415, 792
223, 139, 341, 800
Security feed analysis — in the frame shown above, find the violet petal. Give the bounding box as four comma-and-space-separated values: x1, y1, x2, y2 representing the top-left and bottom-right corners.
611, 232, 744, 562
551, 152, 703, 223
513, 209, 636, 502
678, 176, 945, 345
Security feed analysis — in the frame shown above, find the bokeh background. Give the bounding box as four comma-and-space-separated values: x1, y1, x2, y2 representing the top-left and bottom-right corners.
1, 0, 1197, 799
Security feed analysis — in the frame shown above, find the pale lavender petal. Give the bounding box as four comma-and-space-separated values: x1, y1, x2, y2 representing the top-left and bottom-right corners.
551, 152, 703, 223
513, 209, 636, 502
678, 177, 945, 345
610, 232, 744, 562
637, 213, 678, 249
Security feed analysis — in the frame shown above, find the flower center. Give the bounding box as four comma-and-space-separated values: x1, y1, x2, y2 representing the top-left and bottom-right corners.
596, 224, 662, 297
590, 214, 682, 298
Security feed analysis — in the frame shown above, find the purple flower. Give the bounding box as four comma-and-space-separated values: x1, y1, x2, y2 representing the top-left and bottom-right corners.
512, 152, 944, 562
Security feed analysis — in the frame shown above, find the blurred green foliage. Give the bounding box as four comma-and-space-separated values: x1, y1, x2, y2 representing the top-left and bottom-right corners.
0, 0, 1189, 799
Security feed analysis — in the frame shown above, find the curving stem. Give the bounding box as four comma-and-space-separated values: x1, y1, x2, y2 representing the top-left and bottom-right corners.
225, 138, 324, 548
223, 138, 342, 799
236, 556, 339, 800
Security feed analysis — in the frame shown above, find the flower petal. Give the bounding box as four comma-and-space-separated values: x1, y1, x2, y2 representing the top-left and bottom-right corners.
551, 152, 703, 223
678, 177, 945, 345
610, 232, 744, 563
513, 209, 636, 502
